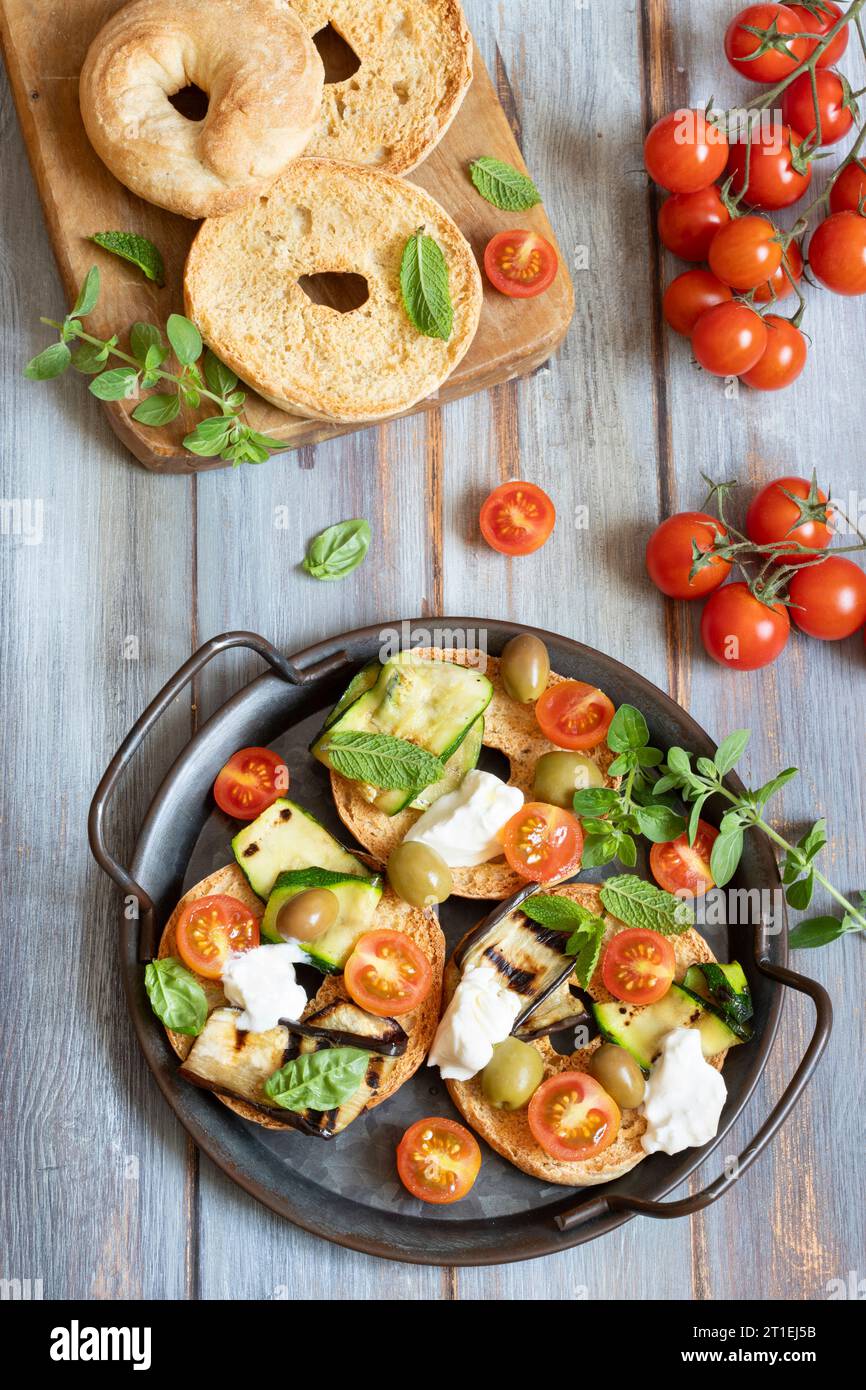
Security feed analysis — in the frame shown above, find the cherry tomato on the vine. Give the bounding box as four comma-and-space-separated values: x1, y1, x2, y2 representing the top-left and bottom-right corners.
724, 4, 810, 82
739, 314, 808, 391
830, 162, 866, 215
788, 557, 866, 640
644, 109, 729, 193
782, 70, 854, 147
746, 476, 833, 566
753, 239, 804, 303
700, 582, 790, 670
658, 186, 731, 261
692, 303, 768, 377
809, 212, 866, 296
726, 124, 812, 210
709, 215, 782, 290
788, 2, 849, 68
663, 270, 733, 336
645, 512, 732, 600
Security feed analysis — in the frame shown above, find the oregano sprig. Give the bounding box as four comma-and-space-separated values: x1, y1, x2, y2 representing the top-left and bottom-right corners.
25, 267, 283, 467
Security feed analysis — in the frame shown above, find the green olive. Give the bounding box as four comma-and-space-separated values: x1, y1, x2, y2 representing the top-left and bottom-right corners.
532, 751, 605, 809
387, 841, 452, 908
588, 1043, 646, 1110
481, 1037, 545, 1110
276, 888, 339, 944
500, 634, 551, 704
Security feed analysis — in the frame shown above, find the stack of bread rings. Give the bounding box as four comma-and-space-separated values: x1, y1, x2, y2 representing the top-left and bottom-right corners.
79, 0, 483, 423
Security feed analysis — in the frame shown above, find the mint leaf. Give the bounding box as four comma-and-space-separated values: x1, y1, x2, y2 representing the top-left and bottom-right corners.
569, 921, 606, 990
600, 874, 694, 935
469, 157, 541, 211
303, 519, 371, 581
521, 895, 597, 930
400, 229, 453, 341
320, 731, 445, 792
166, 313, 202, 366
714, 729, 751, 776
264, 1047, 369, 1112
71, 265, 101, 318
91, 231, 165, 285
24, 341, 71, 380
145, 957, 207, 1036
132, 393, 181, 426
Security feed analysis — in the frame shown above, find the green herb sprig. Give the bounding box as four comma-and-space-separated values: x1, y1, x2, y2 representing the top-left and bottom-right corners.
522, 894, 607, 988
25, 266, 283, 466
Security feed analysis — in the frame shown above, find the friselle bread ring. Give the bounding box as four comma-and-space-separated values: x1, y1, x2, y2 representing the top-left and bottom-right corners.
290, 0, 473, 173
80, 0, 325, 219
184, 158, 483, 422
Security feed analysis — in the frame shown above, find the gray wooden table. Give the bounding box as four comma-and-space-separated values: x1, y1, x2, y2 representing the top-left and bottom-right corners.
2, 0, 864, 1301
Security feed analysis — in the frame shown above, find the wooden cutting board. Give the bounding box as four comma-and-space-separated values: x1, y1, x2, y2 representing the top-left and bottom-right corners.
0, 1, 574, 473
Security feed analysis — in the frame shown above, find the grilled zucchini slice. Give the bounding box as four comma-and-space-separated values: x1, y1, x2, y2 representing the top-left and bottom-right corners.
261, 866, 383, 972
593, 982, 743, 1073
232, 798, 373, 900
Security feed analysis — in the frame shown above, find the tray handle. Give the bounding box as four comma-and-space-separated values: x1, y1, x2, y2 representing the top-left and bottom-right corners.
88, 630, 350, 961
555, 957, 832, 1232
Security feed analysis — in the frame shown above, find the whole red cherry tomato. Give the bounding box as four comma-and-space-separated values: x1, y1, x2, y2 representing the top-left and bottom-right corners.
782, 70, 854, 146
646, 512, 732, 600
753, 239, 804, 303
746, 476, 833, 566
788, 557, 866, 640
701, 583, 790, 670
726, 123, 812, 209
692, 303, 768, 376
830, 162, 866, 215
788, 2, 849, 68
644, 109, 729, 193
658, 186, 731, 260
663, 270, 733, 336
809, 212, 866, 295
709, 216, 783, 290
725, 4, 810, 82
739, 314, 808, 391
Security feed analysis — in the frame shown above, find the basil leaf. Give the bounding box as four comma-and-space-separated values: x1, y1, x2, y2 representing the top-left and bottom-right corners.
130, 322, 164, 365
320, 731, 445, 792
710, 828, 744, 887
714, 729, 751, 777
132, 392, 181, 426
166, 313, 203, 366
522, 895, 599, 930
71, 265, 101, 318
24, 341, 71, 380
635, 804, 687, 844
264, 1047, 369, 1112
469, 157, 541, 211
303, 518, 371, 581
91, 231, 165, 286
400, 229, 453, 341
600, 874, 694, 935
203, 349, 238, 397
89, 366, 139, 400
568, 921, 606, 990
607, 704, 649, 752
145, 957, 207, 1036
572, 786, 619, 816
788, 915, 849, 950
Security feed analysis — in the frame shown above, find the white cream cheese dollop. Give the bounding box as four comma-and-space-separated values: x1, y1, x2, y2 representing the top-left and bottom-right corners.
222, 943, 307, 1034
640, 1026, 727, 1156
404, 769, 524, 868
427, 962, 522, 1081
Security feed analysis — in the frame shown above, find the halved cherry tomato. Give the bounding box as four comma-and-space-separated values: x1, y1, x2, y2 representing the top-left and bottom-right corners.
830, 162, 866, 215
501, 802, 584, 883
396, 1117, 481, 1204
175, 894, 260, 980
809, 212, 866, 296
213, 746, 289, 821
601, 928, 677, 1004
782, 70, 854, 147
484, 230, 558, 298
479, 481, 556, 556
650, 821, 719, 898
708, 216, 783, 290
788, 2, 849, 67
646, 512, 732, 600
692, 303, 768, 377
740, 314, 808, 391
644, 109, 729, 193
753, 239, 804, 303
726, 124, 812, 209
344, 929, 433, 1017
725, 4, 810, 82
528, 1072, 621, 1162
535, 680, 615, 750
658, 186, 731, 261
746, 475, 833, 565
663, 269, 732, 337
788, 556, 866, 640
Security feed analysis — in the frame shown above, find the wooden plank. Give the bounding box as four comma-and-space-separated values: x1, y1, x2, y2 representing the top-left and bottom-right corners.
0, 0, 573, 471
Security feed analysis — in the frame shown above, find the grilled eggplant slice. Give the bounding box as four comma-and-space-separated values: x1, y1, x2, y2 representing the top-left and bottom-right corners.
286, 1029, 399, 1138
178, 1007, 290, 1109
455, 887, 577, 1029
513, 978, 590, 1042
284, 998, 408, 1057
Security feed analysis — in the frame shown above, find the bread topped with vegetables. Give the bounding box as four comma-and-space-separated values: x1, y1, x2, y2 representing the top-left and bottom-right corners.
183, 158, 482, 423
290, 0, 473, 173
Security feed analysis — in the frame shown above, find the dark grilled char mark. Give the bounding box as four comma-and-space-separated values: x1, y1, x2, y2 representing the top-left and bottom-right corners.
278, 807, 293, 822
242, 842, 260, 858
483, 945, 537, 996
